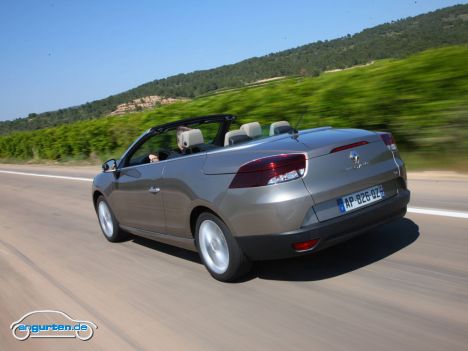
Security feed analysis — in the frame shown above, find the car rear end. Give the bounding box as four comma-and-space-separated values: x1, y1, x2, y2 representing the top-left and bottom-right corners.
207, 127, 410, 260
296, 128, 409, 252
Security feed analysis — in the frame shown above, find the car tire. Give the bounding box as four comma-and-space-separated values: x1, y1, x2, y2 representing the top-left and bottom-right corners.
96, 196, 127, 242
195, 212, 251, 282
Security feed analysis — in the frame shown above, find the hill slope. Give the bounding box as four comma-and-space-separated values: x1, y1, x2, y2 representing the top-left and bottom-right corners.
1, 46, 467, 167
1, 4, 468, 134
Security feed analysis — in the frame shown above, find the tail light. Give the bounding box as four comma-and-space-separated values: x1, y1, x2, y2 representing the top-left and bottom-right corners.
380, 132, 397, 151
229, 154, 306, 189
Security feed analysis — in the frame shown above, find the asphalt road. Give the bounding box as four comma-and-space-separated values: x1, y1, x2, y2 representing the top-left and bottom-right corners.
0, 164, 467, 351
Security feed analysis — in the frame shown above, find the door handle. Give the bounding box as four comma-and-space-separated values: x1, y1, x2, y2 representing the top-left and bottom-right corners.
148, 186, 160, 194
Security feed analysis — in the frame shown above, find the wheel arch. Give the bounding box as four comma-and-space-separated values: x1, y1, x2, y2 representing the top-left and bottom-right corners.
189, 205, 231, 238
92, 190, 104, 210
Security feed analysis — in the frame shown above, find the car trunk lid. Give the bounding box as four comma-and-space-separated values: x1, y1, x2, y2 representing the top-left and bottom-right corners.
297, 128, 400, 221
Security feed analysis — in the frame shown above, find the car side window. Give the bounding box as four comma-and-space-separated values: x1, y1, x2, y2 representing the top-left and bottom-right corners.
125, 131, 177, 167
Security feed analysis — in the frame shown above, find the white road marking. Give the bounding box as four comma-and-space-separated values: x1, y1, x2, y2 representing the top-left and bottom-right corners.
1, 169, 468, 219
0, 170, 93, 182
407, 207, 468, 219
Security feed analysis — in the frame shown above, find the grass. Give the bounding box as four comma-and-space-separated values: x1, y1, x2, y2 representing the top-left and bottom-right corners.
401, 152, 468, 173
0, 45, 467, 172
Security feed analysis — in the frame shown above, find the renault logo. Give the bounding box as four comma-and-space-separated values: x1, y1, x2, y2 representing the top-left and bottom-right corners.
350, 150, 360, 165
348, 150, 368, 169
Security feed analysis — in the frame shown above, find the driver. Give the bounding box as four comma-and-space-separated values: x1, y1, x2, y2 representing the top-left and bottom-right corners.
149, 154, 159, 163
149, 126, 192, 163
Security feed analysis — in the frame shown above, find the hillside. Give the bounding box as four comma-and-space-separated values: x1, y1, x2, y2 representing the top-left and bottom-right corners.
0, 4, 468, 135
1, 46, 467, 169
109, 96, 189, 116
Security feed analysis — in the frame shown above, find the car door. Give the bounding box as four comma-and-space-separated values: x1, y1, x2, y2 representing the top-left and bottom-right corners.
109, 131, 172, 233
112, 163, 166, 233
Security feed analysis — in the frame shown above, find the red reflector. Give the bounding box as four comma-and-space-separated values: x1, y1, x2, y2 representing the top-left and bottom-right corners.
292, 239, 319, 251
330, 141, 369, 153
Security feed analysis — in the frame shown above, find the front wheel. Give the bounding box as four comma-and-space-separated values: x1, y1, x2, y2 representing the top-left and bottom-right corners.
195, 212, 251, 282
96, 196, 127, 242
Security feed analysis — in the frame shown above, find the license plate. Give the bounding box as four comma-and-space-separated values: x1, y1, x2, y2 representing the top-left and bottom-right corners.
337, 185, 385, 213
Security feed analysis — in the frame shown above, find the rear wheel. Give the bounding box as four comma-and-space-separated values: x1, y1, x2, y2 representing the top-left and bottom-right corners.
96, 196, 127, 242
195, 212, 251, 282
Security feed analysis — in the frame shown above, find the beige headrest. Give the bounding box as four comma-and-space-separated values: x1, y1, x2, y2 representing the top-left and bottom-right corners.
180, 129, 204, 148
269, 121, 291, 136
240, 122, 262, 138
224, 130, 250, 146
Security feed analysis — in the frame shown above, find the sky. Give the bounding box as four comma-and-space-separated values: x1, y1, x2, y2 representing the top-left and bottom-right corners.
0, 0, 464, 121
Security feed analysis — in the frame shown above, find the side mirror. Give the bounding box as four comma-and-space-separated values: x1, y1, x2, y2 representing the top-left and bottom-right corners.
102, 159, 117, 172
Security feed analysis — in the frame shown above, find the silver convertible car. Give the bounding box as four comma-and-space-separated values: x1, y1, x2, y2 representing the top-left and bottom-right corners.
92, 114, 410, 281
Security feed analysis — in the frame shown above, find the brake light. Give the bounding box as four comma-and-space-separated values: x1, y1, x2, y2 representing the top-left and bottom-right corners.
330, 141, 369, 153
380, 132, 397, 151
229, 154, 306, 188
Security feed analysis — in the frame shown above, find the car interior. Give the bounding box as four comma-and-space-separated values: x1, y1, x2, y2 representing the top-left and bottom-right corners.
155, 128, 218, 161
224, 129, 251, 146
126, 120, 294, 167
223, 120, 293, 147
269, 121, 293, 135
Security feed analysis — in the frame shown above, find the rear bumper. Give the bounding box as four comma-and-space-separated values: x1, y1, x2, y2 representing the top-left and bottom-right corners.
236, 189, 410, 260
